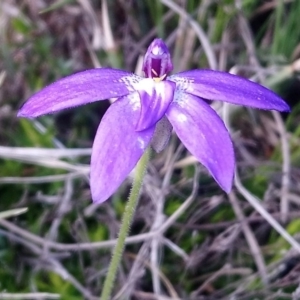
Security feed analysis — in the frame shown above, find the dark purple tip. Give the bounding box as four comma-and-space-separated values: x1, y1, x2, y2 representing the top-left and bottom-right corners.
142, 39, 173, 79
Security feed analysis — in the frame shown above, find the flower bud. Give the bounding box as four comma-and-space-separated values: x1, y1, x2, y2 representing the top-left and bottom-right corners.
142, 39, 173, 79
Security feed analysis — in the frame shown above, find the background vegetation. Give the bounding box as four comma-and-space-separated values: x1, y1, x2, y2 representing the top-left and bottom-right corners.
1, 0, 300, 299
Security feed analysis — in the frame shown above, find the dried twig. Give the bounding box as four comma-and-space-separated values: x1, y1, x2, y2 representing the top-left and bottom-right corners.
0, 293, 60, 299
229, 192, 268, 284
160, 0, 217, 69
272, 111, 291, 223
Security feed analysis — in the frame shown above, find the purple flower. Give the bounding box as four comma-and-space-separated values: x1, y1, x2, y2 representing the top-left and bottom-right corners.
18, 39, 289, 203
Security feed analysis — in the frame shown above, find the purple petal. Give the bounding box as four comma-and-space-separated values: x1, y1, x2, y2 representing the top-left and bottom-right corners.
90, 93, 154, 203
135, 78, 176, 131
166, 92, 235, 192
169, 70, 289, 111
18, 68, 141, 117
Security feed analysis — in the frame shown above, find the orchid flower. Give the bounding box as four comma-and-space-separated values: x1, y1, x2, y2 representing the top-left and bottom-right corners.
18, 39, 289, 203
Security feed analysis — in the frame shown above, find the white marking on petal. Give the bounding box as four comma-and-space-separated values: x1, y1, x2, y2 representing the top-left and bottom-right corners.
136, 78, 155, 95
176, 113, 187, 123
119, 75, 142, 92
173, 89, 185, 104
168, 75, 195, 93
128, 92, 141, 111
137, 136, 147, 149
155, 81, 167, 96
152, 45, 163, 55
109, 90, 121, 96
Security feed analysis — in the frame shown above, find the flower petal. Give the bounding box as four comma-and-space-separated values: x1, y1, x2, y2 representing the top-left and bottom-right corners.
151, 116, 173, 153
91, 93, 154, 203
142, 38, 173, 78
166, 91, 234, 192
135, 78, 176, 131
18, 68, 141, 117
169, 70, 289, 111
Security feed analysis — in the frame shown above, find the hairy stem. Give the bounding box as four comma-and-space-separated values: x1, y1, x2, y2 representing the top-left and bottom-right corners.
100, 148, 150, 300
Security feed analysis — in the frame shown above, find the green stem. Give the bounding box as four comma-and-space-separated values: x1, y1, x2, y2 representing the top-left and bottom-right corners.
100, 148, 151, 300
